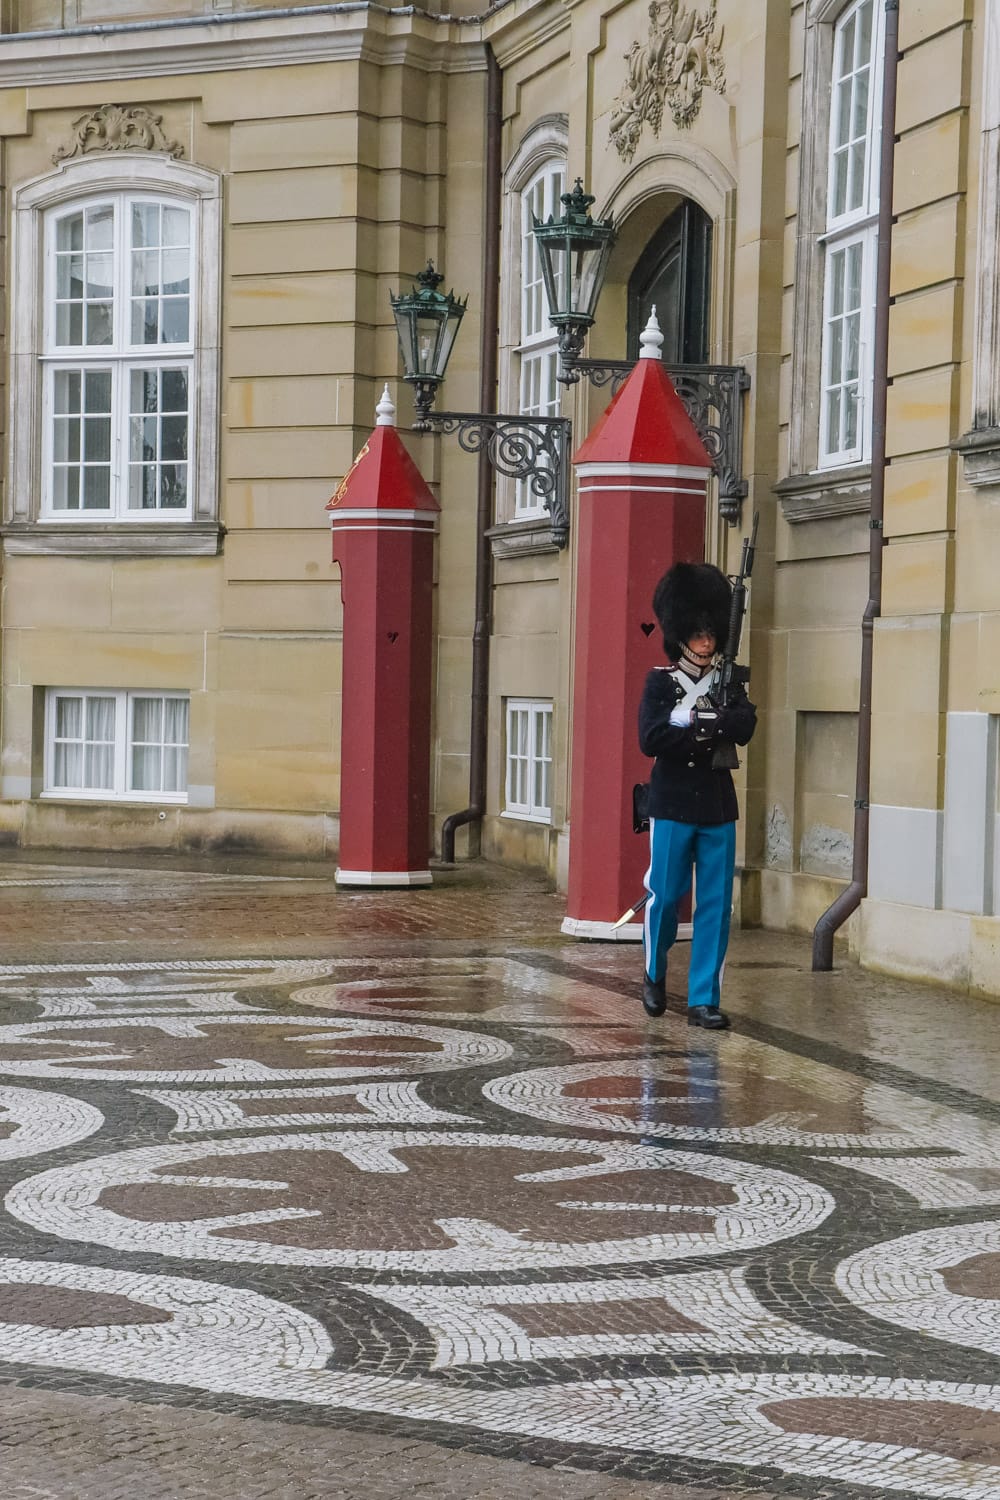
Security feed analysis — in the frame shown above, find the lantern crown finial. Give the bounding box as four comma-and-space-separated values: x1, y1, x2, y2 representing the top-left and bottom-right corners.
639, 306, 664, 360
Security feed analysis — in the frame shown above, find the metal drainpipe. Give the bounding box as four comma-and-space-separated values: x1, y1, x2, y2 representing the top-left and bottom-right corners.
812, 0, 898, 970
440, 42, 501, 864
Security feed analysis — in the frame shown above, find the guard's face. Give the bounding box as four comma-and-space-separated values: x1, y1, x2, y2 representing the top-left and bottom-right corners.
685, 630, 716, 662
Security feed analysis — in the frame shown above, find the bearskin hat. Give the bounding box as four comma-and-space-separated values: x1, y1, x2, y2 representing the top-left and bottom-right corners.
652, 561, 732, 661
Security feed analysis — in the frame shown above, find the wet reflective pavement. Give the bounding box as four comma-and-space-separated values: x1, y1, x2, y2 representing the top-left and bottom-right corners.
0, 856, 1000, 1498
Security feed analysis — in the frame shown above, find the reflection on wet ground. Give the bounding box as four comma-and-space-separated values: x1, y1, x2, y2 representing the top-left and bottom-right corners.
1, 859, 1000, 1496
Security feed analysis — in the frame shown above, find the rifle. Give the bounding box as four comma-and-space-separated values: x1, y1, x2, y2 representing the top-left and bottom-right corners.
701, 512, 759, 771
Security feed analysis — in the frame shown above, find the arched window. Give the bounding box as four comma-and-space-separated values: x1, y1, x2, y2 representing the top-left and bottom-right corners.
626, 200, 711, 364
8, 153, 221, 554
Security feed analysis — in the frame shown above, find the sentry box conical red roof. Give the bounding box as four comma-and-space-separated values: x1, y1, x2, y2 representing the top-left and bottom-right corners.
327, 386, 439, 516
573, 313, 712, 472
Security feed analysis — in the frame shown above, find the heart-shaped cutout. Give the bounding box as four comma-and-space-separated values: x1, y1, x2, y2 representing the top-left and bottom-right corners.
640, 622, 656, 637
387, 631, 399, 643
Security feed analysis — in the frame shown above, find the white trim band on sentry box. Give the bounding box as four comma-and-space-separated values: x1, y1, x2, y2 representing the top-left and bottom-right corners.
560, 917, 694, 942
575, 463, 711, 481
575, 483, 708, 496
336, 869, 434, 887
330, 508, 438, 522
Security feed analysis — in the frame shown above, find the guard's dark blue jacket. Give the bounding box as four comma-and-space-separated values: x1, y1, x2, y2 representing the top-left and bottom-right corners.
638, 665, 757, 825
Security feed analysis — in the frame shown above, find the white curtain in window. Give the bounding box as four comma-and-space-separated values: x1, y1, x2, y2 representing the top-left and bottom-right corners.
84, 696, 115, 789
163, 696, 189, 794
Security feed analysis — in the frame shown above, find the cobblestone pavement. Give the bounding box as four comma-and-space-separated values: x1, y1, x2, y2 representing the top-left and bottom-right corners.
0, 853, 1000, 1499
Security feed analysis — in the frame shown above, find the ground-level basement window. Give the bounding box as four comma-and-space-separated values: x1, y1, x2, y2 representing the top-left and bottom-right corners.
504, 699, 553, 823
43, 689, 189, 801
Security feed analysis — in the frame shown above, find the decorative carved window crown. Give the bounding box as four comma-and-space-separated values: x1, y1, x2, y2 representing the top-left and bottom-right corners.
53, 105, 184, 166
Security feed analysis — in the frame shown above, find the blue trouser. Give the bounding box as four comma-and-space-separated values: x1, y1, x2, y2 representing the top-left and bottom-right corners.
642, 817, 737, 1010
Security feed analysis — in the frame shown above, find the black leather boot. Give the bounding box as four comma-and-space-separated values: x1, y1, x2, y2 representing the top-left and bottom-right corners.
642, 974, 667, 1017
687, 1005, 730, 1030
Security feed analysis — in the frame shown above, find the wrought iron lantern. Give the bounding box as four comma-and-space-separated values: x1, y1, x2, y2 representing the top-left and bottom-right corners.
390, 261, 468, 429
530, 178, 617, 381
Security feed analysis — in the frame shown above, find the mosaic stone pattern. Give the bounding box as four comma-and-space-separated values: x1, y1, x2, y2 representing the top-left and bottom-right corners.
0, 951, 999, 1498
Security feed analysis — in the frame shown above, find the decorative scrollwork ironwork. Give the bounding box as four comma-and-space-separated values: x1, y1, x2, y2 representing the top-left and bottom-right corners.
573, 359, 750, 524
426, 412, 572, 548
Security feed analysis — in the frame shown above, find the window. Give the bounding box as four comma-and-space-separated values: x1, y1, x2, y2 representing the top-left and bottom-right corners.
44, 689, 190, 802
44, 195, 193, 518
8, 155, 221, 555
504, 700, 553, 822
818, 0, 883, 468
515, 163, 565, 516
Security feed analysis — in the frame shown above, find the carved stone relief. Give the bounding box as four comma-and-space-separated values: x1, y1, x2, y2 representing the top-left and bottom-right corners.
610, 0, 726, 163
52, 104, 184, 165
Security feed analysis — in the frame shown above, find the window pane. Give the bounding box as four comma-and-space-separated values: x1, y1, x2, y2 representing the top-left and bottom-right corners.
86, 696, 115, 741
52, 467, 79, 511
829, 250, 845, 317
85, 302, 113, 346
53, 417, 80, 464
83, 466, 111, 510
163, 207, 190, 248
161, 368, 188, 410
826, 389, 842, 454
132, 203, 160, 249
844, 384, 859, 449
162, 249, 189, 296
57, 213, 84, 253
132, 696, 162, 742
161, 300, 190, 344
54, 370, 80, 414
88, 205, 113, 251
53, 742, 83, 789
55, 696, 82, 738
131, 745, 161, 792
83, 415, 111, 463
84, 371, 112, 414
164, 697, 189, 744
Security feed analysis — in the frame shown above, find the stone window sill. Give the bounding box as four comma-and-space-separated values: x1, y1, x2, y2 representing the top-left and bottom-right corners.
486, 517, 559, 560
953, 427, 1000, 488
1, 522, 224, 557
774, 464, 871, 524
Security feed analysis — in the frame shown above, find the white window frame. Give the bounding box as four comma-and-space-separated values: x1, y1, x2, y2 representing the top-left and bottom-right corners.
497, 117, 568, 535
817, 0, 883, 470
42, 192, 195, 520
8, 154, 221, 555
43, 688, 190, 803
514, 163, 565, 517
504, 699, 553, 823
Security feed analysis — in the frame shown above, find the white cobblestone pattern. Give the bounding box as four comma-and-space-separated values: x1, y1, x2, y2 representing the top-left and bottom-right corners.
0, 1266, 993, 1500
836, 1221, 1000, 1355
0, 1085, 104, 1160
138, 1081, 475, 1133
355, 1266, 872, 1367
6, 1130, 834, 1270
0, 1014, 512, 1083
824, 1151, 1000, 1208
483, 1049, 997, 1150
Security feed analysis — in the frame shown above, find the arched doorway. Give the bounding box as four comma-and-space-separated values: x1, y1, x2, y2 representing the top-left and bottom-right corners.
626, 199, 711, 363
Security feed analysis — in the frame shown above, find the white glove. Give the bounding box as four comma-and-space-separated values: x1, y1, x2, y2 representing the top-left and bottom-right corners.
669, 704, 692, 727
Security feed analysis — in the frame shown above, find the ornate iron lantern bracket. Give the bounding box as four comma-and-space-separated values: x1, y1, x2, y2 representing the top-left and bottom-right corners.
421, 411, 572, 549
574, 358, 751, 525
